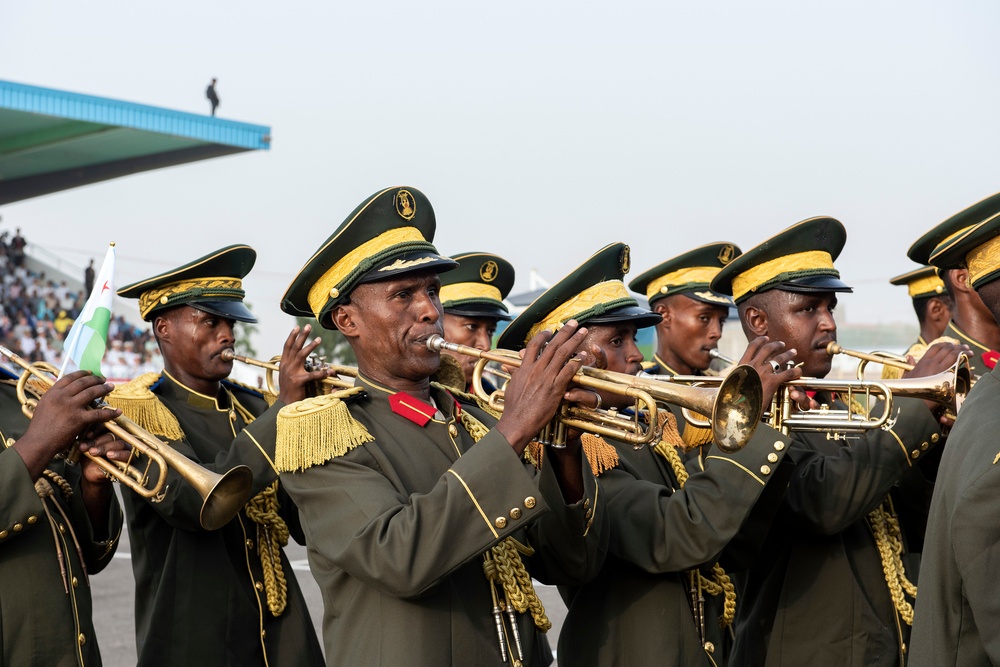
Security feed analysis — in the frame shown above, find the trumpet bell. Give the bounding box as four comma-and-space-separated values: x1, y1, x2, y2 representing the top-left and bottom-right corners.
198, 465, 254, 531
713, 366, 764, 453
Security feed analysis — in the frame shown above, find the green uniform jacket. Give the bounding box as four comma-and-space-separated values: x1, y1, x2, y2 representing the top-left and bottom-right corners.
121, 374, 323, 667
732, 395, 942, 666
909, 365, 1000, 665
556, 423, 794, 667
944, 320, 995, 379
0, 380, 122, 667
273, 374, 607, 666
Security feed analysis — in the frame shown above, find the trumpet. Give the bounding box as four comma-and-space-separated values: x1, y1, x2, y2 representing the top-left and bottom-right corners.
426, 335, 764, 452
221, 350, 357, 395
709, 348, 736, 366
0, 345, 253, 531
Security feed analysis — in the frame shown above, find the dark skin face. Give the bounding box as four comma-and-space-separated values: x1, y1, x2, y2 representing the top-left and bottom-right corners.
653, 294, 728, 375
154, 306, 237, 396
919, 295, 953, 343
582, 322, 645, 410
442, 313, 499, 387
331, 270, 444, 399
742, 291, 838, 378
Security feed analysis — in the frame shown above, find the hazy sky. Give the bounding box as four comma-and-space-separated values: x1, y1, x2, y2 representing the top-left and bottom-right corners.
3, 0, 1000, 353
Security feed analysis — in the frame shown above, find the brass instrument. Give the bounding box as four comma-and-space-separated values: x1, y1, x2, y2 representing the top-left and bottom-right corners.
760, 342, 971, 434
0, 345, 253, 531
708, 348, 736, 366
426, 335, 764, 452
221, 349, 357, 395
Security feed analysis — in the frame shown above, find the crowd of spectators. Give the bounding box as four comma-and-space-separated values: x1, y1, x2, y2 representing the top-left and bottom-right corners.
0, 229, 162, 380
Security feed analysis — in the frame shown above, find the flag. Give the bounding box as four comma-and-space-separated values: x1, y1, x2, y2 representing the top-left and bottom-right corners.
61, 244, 116, 376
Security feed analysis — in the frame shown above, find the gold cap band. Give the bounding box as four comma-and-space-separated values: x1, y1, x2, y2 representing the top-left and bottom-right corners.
906, 274, 945, 298
526, 281, 632, 341
306, 226, 425, 317
440, 282, 503, 304
646, 266, 721, 299
139, 277, 243, 319
731, 250, 836, 301
967, 234, 1000, 287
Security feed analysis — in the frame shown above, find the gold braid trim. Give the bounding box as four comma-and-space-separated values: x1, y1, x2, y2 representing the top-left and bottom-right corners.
245, 481, 290, 616
653, 418, 737, 629
869, 497, 917, 625
275, 387, 372, 472
41, 469, 74, 501
459, 409, 551, 632
521, 434, 619, 477
681, 423, 714, 450
105, 374, 185, 441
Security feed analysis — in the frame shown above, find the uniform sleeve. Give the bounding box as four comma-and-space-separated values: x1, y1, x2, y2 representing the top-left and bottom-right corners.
63, 463, 123, 574
282, 430, 561, 600
605, 425, 794, 573
0, 447, 46, 546
523, 447, 607, 586
952, 463, 1000, 662
784, 396, 942, 535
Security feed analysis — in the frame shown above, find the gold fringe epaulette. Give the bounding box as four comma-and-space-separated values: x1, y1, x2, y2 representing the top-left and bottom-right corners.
275, 387, 372, 472
225, 378, 278, 406
106, 374, 185, 441
433, 381, 503, 420
681, 422, 713, 449
431, 354, 467, 394
526, 433, 620, 476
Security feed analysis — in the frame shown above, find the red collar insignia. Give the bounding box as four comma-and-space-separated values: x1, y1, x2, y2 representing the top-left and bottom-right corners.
983, 350, 999, 371
389, 392, 437, 427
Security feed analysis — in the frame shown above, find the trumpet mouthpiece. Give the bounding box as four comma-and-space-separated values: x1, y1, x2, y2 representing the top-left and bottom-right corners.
426, 335, 446, 352
221, 349, 236, 361
826, 342, 843, 356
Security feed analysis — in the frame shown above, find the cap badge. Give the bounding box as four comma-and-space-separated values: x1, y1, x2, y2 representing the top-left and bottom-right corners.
395, 189, 416, 221
718, 244, 736, 265
620, 245, 631, 274
480, 260, 499, 283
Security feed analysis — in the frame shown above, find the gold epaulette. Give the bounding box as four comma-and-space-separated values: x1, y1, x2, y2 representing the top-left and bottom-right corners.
431, 354, 466, 394
434, 381, 503, 420
681, 422, 713, 449
525, 433, 620, 476
275, 387, 372, 472
106, 373, 185, 441
640, 360, 657, 372
225, 378, 278, 406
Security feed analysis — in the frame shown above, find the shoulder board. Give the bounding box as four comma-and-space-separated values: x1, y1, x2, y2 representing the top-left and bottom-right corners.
222, 378, 277, 406
640, 360, 658, 372
106, 373, 184, 441
275, 387, 372, 472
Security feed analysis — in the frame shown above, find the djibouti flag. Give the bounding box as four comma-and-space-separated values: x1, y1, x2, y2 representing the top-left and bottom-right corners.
61, 244, 115, 377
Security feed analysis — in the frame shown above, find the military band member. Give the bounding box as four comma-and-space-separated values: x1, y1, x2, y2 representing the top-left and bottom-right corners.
910, 201, 1000, 666
629, 242, 742, 451
890, 265, 953, 357
110, 246, 323, 666
712, 216, 962, 666
909, 191, 1000, 379
437, 252, 514, 392
260, 186, 605, 666
497, 242, 800, 667
0, 365, 124, 666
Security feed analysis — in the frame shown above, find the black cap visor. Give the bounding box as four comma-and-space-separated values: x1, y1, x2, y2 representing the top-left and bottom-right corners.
776, 274, 853, 294
444, 303, 513, 321
582, 304, 663, 330
358, 251, 459, 284
190, 300, 258, 324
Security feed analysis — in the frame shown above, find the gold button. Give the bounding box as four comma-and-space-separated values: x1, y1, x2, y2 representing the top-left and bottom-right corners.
773, 440, 785, 451
160, 295, 169, 304
509, 508, 522, 520
448, 424, 459, 437
760, 465, 771, 475
229, 410, 237, 422
705, 641, 715, 654
72, 577, 79, 588
767, 453, 779, 463
27, 516, 37, 525
585, 508, 594, 520
930, 433, 940, 443
495, 517, 508, 529
12, 523, 22, 533
58, 523, 66, 534
0, 531, 7, 539
79, 633, 86, 646
254, 581, 264, 592
920, 442, 929, 451
911, 450, 920, 459
583, 498, 591, 508
524, 496, 536, 509
329, 288, 339, 299
5, 438, 13, 448
262, 629, 267, 639
246, 539, 254, 549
